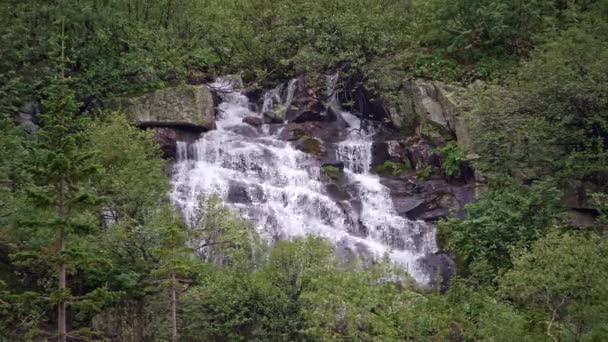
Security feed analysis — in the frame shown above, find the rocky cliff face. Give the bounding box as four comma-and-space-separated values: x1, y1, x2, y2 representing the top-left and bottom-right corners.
392, 79, 472, 151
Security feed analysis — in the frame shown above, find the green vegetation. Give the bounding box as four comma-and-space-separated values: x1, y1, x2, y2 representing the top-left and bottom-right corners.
435, 142, 468, 178
321, 164, 343, 181
500, 230, 608, 340
373, 160, 411, 177
439, 180, 563, 284
417, 165, 434, 180
1, 0, 608, 340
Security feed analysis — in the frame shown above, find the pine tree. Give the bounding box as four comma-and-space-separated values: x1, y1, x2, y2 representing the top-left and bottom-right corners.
148, 207, 199, 342
27, 21, 99, 342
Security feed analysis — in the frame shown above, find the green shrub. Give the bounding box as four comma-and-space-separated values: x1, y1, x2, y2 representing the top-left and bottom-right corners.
438, 179, 562, 284
417, 165, 433, 180
435, 143, 467, 178
373, 160, 410, 177
321, 165, 342, 181
413, 53, 465, 82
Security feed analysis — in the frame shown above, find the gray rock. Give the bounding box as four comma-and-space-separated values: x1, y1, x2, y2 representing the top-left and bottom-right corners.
381, 176, 476, 222
113, 84, 216, 131
294, 136, 326, 158
263, 111, 284, 124
243, 116, 263, 127
227, 182, 252, 204
392, 197, 426, 216
419, 253, 456, 290
390, 79, 471, 150
224, 124, 259, 138
326, 183, 350, 201
16, 101, 41, 133
338, 75, 391, 122
371, 140, 406, 168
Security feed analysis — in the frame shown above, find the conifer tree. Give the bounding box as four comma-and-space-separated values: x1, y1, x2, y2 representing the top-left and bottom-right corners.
148, 207, 198, 342
27, 21, 99, 342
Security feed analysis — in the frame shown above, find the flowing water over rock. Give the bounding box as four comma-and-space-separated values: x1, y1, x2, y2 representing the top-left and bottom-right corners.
171, 77, 439, 284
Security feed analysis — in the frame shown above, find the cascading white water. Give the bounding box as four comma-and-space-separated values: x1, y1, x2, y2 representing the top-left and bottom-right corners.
171, 77, 438, 284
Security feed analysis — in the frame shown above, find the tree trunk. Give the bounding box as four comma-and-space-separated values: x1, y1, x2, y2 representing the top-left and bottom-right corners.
58, 242, 67, 342
136, 298, 145, 342
58, 178, 67, 342
171, 272, 178, 342
57, 24, 69, 342
164, 0, 174, 29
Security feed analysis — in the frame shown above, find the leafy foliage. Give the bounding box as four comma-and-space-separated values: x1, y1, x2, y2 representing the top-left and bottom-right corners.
468, 18, 608, 184
436, 142, 467, 178
500, 230, 608, 340
373, 160, 411, 177
84, 113, 167, 224
439, 180, 562, 284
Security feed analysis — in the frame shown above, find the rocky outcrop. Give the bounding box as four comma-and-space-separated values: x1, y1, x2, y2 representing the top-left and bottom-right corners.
371, 137, 443, 172
114, 84, 216, 132
338, 73, 391, 122
279, 120, 349, 143
368, 135, 475, 222
371, 140, 407, 168
390, 79, 471, 150
111, 84, 215, 158
382, 177, 475, 222
562, 180, 601, 227
15, 101, 41, 133
285, 76, 330, 123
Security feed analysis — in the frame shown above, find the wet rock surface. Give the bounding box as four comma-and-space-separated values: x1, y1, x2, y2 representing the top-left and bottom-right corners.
153, 127, 201, 159
243, 116, 263, 127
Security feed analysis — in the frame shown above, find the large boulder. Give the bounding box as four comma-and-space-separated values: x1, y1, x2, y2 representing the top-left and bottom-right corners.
294, 136, 327, 158
390, 79, 472, 150
381, 177, 475, 222
371, 140, 407, 169
370, 137, 443, 175
285, 76, 333, 123
279, 120, 349, 143
114, 84, 216, 132
243, 116, 263, 127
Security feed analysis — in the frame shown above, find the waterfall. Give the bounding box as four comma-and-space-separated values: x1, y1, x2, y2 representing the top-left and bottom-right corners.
171, 77, 438, 284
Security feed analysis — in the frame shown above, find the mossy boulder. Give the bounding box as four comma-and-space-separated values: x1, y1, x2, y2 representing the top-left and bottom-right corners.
321, 164, 343, 181
294, 136, 326, 158
263, 109, 285, 124
113, 84, 215, 131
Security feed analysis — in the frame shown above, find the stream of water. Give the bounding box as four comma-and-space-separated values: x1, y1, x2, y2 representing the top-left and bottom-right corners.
170, 77, 438, 284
